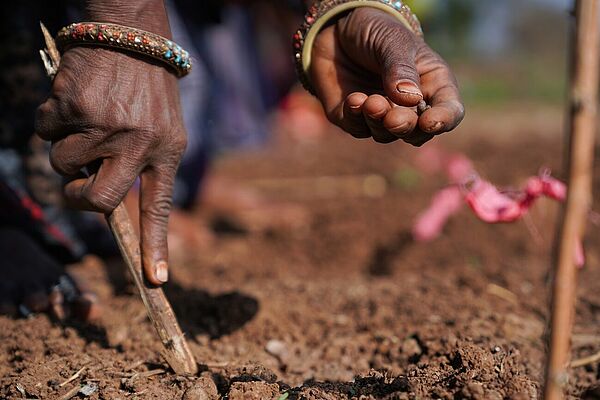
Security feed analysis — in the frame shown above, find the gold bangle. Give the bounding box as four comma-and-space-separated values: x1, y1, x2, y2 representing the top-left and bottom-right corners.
293, 0, 423, 94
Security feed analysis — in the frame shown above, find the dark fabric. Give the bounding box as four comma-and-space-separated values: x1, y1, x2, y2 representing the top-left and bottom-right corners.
0, 178, 77, 263
0, 1, 113, 263
0, 1, 73, 151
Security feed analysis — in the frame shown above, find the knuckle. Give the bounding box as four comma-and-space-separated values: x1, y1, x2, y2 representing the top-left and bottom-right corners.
143, 195, 172, 221
83, 185, 122, 213
51, 73, 69, 96
170, 130, 188, 156
49, 145, 75, 176
34, 102, 59, 140
69, 92, 99, 121
389, 61, 419, 81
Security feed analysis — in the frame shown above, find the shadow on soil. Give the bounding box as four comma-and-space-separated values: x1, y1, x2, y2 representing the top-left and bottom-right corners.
103, 257, 259, 339
366, 231, 414, 277
208, 370, 412, 399
164, 283, 259, 339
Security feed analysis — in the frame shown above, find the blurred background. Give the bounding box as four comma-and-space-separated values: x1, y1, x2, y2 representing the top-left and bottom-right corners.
6, 2, 600, 398
409, 0, 570, 107
171, 0, 573, 165
166, 0, 574, 213
0, 0, 579, 262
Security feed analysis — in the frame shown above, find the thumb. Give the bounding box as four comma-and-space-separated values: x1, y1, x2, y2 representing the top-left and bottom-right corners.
139, 166, 176, 286
377, 29, 423, 107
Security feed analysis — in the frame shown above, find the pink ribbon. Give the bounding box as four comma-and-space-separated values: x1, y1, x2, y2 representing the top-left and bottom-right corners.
412, 148, 585, 267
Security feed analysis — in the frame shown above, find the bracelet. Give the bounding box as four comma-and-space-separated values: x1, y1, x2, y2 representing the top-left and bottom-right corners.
56, 22, 192, 77
293, 0, 423, 94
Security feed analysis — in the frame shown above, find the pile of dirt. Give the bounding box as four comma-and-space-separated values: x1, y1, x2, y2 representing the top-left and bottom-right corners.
2, 109, 600, 399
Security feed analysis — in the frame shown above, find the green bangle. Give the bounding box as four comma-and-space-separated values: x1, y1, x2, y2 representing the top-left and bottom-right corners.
293, 0, 423, 94
56, 22, 192, 78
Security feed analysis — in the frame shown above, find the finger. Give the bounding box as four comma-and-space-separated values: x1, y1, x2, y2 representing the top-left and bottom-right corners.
377, 31, 423, 107
71, 293, 101, 321
362, 95, 397, 143
382, 106, 419, 138
49, 133, 104, 176
339, 92, 370, 138
48, 286, 66, 321
23, 290, 50, 313
63, 268, 101, 321
382, 106, 434, 147
139, 165, 177, 286
419, 64, 465, 135
418, 98, 465, 135
63, 157, 140, 213
35, 98, 64, 141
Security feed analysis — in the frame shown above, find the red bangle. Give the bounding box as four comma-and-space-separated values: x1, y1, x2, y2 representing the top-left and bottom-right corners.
56, 22, 192, 78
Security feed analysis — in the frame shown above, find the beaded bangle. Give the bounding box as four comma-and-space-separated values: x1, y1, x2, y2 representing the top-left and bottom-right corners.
293, 0, 423, 94
56, 22, 192, 77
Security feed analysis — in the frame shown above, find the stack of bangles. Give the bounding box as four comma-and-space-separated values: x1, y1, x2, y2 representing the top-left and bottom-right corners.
293, 0, 423, 95
55, 22, 192, 78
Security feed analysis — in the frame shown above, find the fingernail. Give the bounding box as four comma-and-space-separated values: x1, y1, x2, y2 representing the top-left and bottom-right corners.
396, 81, 423, 97
428, 121, 444, 132
155, 261, 169, 283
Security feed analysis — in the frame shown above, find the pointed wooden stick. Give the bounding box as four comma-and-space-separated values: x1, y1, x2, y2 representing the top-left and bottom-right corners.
39, 22, 197, 375
543, 1, 599, 399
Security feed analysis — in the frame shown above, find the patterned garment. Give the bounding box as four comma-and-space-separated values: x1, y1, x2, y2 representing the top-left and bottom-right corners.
0, 1, 114, 262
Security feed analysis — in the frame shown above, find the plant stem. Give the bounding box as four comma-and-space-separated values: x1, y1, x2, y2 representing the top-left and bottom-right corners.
543, 1, 599, 399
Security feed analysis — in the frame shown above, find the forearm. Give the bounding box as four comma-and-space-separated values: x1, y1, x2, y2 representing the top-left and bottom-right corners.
85, 0, 172, 37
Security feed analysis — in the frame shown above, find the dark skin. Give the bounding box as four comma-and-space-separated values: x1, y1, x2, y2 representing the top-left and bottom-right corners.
312, 7, 464, 145
24, 0, 463, 318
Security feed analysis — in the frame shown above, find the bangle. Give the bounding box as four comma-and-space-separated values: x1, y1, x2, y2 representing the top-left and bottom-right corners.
56, 22, 192, 78
293, 0, 423, 94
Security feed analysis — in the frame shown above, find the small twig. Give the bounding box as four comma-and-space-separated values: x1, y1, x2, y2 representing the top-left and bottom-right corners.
486, 283, 518, 305
202, 362, 230, 369
59, 366, 86, 388
124, 360, 145, 372
59, 385, 81, 400
570, 350, 600, 368
129, 369, 166, 380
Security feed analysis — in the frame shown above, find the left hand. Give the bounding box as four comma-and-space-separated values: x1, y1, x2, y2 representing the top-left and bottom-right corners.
310, 7, 464, 146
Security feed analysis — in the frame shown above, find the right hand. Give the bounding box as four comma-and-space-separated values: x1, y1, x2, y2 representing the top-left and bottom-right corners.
310, 7, 464, 146
35, 46, 187, 286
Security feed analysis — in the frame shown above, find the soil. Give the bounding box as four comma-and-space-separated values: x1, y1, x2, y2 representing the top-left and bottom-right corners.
2, 106, 600, 399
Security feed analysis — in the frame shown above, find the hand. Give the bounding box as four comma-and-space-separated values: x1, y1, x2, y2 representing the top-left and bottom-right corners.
310, 7, 464, 145
35, 47, 187, 286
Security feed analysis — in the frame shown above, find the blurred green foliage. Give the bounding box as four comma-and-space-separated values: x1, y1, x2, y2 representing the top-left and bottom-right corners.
405, 1, 568, 106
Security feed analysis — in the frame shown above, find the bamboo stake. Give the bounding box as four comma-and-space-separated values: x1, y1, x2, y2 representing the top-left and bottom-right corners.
543, 1, 599, 399
39, 23, 198, 375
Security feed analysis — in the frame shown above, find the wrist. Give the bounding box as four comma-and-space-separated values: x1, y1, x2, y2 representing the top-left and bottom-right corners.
85, 0, 171, 38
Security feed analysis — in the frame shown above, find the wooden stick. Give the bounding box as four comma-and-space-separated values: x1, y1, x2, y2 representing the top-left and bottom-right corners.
39, 23, 198, 375
543, 1, 599, 399
107, 205, 197, 374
